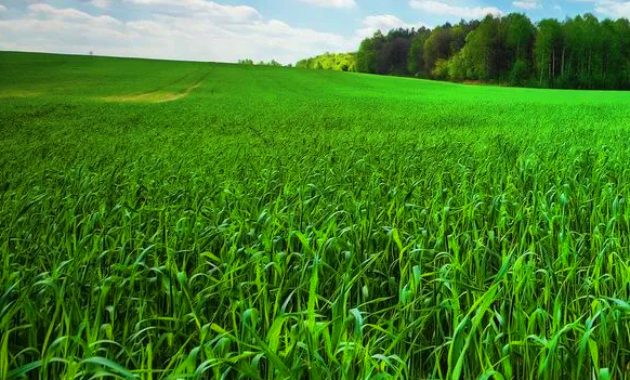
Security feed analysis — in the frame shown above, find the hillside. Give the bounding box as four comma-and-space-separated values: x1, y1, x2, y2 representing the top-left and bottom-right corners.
3, 51, 630, 379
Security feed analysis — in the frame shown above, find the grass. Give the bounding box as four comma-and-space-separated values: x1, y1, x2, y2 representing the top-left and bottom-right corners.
3, 51, 630, 379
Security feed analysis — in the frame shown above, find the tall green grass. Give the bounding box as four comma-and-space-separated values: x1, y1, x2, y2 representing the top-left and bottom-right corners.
3, 52, 630, 379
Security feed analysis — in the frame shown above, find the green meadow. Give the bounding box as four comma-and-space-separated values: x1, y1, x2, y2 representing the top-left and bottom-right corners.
5, 51, 630, 379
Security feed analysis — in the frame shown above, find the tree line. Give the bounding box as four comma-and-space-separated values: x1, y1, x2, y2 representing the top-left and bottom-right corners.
356, 13, 630, 90
296, 53, 357, 72
238, 59, 286, 67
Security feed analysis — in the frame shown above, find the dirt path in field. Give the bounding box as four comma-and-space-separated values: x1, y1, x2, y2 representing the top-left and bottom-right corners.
102, 71, 211, 103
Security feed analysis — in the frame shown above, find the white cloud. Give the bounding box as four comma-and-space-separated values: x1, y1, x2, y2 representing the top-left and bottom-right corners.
122, 0, 261, 22
0, 2, 358, 64
0, 5, 7, 12
569, 0, 630, 18
594, 1, 630, 18
356, 15, 427, 38
513, 0, 542, 10
91, 0, 111, 9
362, 15, 412, 30
293, 0, 356, 8
569, 0, 630, 17
28, 3, 122, 26
409, 0, 503, 19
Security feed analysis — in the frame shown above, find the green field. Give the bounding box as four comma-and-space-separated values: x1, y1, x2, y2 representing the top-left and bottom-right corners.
4, 51, 630, 379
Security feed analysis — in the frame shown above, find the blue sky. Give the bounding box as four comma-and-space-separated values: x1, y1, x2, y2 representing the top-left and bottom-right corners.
0, 0, 626, 64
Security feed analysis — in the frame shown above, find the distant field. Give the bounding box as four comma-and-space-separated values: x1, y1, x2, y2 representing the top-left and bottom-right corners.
4, 51, 630, 379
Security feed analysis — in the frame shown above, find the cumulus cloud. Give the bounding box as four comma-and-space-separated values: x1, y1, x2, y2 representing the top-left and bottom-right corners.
513, 0, 542, 10
0, 5, 7, 12
91, 0, 111, 9
356, 15, 427, 38
594, 1, 630, 18
568, 0, 630, 18
409, 0, 503, 19
121, 0, 261, 22
292, 0, 357, 9
0, 1, 359, 64
27, 3, 121, 26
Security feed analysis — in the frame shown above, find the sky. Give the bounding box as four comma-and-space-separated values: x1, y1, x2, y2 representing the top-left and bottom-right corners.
0, 0, 627, 64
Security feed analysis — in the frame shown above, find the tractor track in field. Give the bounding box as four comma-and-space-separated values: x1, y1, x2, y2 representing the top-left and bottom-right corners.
101, 69, 212, 103
0, 90, 43, 99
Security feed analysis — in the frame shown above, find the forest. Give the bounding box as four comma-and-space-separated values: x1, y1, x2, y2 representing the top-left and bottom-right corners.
354, 13, 630, 90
